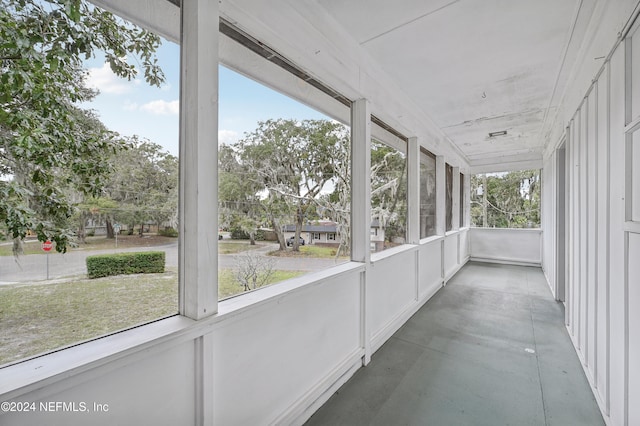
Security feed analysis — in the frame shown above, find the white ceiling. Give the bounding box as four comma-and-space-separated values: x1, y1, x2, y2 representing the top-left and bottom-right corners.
316, 0, 592, 168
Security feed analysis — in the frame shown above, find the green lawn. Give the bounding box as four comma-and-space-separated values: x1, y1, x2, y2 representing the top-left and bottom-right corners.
0, 268, 303, 366
218, 269, 304, 299
268, 244, 348, 259
218, 241, 265, 254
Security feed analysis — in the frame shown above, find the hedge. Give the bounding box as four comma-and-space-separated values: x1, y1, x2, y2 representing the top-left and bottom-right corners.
86, 251, 165, 279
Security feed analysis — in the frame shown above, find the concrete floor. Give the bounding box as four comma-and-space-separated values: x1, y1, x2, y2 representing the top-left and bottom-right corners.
306, 262, 604, 426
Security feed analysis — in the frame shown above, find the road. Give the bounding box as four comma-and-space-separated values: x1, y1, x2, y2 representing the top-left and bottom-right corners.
0, 241, 345, 284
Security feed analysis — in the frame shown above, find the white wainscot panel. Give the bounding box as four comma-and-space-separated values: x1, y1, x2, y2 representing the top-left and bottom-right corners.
0, 343, 196, 426
212, 269, 362, 425
469, 228, 542, 266
633, 131, 640, 222
629, 233, 640, 426
459, 229, 470, 261
419, 239, 442, 300
444, 233, 458, 279
370, 249, 417, 348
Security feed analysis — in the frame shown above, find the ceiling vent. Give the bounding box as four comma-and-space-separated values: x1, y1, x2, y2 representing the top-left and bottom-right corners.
488, 130, 507, 137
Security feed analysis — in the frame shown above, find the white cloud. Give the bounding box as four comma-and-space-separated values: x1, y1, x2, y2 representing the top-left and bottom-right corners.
140, 100, 179, 115
87, 63, 136, 95
218, 130, 239, 145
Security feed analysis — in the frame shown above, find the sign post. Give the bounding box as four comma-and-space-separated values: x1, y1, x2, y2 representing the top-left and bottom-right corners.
42, 240, 53, 280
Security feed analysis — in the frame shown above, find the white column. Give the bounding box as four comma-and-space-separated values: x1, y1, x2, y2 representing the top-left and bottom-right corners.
351, 99, 372, 365
179, 0, 219, 320
452, 167, 460, 231
464, 171, 470, 228
407, 137, 420, 244
351, 99, 371, 263
435, 156, 446, 236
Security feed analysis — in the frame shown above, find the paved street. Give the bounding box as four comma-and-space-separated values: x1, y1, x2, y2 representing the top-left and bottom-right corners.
0, 241, 346, 284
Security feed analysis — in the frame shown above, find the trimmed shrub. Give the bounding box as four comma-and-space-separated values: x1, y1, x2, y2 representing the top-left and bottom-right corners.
230, 227, 250, 240
158, 227, 179, 237
86, 251, 165, 279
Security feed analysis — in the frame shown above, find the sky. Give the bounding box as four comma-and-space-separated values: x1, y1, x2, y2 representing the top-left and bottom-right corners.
83, 39, 329, 157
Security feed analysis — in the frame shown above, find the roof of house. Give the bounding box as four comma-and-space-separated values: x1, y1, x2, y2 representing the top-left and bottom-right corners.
283, 224, 337, 233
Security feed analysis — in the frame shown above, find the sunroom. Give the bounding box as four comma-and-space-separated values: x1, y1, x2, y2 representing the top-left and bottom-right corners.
1, 0, 639, 425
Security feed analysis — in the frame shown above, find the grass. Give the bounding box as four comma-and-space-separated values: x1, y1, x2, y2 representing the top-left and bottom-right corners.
0, 268, 304, 366
218, 269, 304, 299
0, 272, 179, 366
218, 241, 265, 254
268, 244, 348, 259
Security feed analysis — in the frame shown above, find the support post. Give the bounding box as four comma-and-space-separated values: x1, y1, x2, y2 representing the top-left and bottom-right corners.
407, 137, 420, 244
179, 0, 219, 321
452, 167, 460, 231
351, 99, 372, 366
435, 156, 446, 236
351, 99, 371, 263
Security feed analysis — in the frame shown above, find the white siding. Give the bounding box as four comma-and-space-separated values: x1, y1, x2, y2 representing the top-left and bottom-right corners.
542, 10, 640, 422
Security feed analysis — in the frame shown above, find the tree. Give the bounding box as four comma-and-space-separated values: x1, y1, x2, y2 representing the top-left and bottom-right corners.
100, 137, 178, 237
219, 144, 263, 245
0, 0, 164, 252
238, 119, 350, 251
235, 251, 275, 292
73, 196, 118, 243
470, 170, 541, 228
370, 140, 407, 246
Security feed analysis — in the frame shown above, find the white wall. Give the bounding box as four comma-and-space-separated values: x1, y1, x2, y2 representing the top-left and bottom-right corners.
469, 228, 542, 266
541, 4, 640, 425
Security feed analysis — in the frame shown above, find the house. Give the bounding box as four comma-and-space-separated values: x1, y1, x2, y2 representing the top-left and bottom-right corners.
283, 223, 339, 245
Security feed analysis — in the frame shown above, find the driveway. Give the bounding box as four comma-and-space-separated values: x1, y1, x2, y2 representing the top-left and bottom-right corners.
0, 241, 346, 284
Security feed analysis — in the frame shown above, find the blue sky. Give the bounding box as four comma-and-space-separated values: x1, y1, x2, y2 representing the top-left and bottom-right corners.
84, 39, 328, 156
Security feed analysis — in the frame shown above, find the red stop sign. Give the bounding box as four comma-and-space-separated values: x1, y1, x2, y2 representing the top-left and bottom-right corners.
42, 240, 53, 252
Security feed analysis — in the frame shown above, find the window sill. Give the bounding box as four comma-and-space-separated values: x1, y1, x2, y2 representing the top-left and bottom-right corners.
216, 262, 365, 318
370, 244, 417, 263
419, 235, 443, 245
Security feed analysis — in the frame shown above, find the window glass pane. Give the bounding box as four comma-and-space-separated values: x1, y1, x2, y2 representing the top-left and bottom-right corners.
470, 170, 541, 228
370, 139, 407, 252
420, 149, 436, 238
445, 164, 453, 231
0, 5, 178, 366
218, 66, 350, 300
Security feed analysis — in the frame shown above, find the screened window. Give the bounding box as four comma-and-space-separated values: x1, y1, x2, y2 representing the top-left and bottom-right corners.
459, 172, 465, 228
371, 138, 407, 252
445, 163, 453, 231
470, 170, 541, 228
0, 6, 179, 366
420, 148, 437, 238
218, 66, 351, 300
